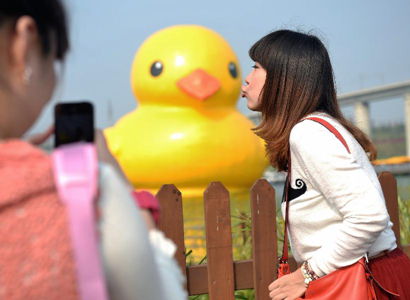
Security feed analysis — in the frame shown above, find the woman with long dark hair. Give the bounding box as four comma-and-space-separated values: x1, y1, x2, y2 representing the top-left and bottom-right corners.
242, 30, 410, 299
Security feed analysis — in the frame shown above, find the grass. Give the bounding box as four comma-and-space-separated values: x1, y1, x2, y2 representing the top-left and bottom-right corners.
399, 197, 410, 245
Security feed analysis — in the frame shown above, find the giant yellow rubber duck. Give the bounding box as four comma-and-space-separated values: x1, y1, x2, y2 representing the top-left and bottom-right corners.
105, 25, 268, 197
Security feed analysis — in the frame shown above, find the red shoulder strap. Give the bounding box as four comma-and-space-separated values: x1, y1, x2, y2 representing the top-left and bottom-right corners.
279, 116, 351, 265
304, 117, 351, 154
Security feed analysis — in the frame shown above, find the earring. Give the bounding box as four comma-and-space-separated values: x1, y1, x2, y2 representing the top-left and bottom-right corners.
23, 67, 33, 84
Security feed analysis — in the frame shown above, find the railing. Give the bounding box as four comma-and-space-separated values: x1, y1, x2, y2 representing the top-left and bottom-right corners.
339, 81, 410, 157
157, 172, 410, 299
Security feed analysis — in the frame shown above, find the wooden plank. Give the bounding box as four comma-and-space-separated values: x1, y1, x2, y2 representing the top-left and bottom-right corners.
204, 182, 235, 300
233, 259, 254, 290
378, 172, 401, 247
187, 260, 253, 295
186, 264, 209, 295
250, 179, 277, 299
186, 257, 299, 295
156, 184, 187, 279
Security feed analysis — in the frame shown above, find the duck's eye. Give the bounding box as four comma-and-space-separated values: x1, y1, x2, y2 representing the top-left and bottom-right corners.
150, 61, 163, 77
228, 62, 238, 79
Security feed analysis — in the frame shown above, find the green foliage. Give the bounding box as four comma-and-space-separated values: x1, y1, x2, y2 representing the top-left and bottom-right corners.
189, 294, 208, 300
185, 249, 207, 266
189, 289, 255, 300
188, 294, 209, 300
231, 211, 252, 260
398, 176, 410, 245
234, 290, 255, 299
372, 124, 405, 159
399, 196, 410, 245
188, 289, 256, 300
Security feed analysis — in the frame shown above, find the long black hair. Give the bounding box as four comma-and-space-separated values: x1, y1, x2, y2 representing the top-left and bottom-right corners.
0, 0, 69, 60
249, 30, 376, 171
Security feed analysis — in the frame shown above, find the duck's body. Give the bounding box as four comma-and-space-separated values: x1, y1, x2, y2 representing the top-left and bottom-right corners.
106, 105, 265, 196
105, 25, 267, 197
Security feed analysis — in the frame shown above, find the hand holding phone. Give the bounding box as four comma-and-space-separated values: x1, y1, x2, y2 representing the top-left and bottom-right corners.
54, 101, 94, 147
27, 125, 54, 145
54, 101, 131, 183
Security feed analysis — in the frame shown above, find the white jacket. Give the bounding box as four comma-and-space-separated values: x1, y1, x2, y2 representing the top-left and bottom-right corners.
282, 112, 397, 277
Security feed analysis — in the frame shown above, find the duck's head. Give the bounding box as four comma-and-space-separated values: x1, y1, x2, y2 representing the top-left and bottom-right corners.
131, 25, 241, 109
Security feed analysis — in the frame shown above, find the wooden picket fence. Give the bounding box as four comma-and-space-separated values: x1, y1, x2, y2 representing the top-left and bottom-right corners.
156, 172, 410, 299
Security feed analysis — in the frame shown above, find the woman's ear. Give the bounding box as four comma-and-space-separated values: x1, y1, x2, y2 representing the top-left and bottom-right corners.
8, 16, 39, 86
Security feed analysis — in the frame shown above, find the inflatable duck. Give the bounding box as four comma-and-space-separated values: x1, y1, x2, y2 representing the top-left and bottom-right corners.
105, 25, 267, 197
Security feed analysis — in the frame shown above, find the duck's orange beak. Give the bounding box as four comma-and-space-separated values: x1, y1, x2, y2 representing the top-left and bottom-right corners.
177, 69, 220, 101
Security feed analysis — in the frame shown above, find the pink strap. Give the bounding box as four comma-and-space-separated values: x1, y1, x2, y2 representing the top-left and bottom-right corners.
52, 143, 108, 300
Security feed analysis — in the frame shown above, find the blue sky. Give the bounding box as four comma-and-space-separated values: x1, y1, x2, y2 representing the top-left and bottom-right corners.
30, 0, 410, 133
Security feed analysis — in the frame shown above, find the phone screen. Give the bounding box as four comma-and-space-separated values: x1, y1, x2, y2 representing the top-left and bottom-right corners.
54, 101, 94, 147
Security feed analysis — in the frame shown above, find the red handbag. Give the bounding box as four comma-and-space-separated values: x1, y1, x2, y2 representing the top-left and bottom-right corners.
301, 258, 375, 299
277, 117, 399, 299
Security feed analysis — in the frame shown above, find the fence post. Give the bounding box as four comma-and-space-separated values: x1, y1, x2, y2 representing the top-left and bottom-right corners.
250, 179, 277, 299
378, 172, 401, 247
204, 182, 235, 300
156, 184, 187, 279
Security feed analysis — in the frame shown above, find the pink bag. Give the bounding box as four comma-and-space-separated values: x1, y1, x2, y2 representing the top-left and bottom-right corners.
52, 143, 108, 300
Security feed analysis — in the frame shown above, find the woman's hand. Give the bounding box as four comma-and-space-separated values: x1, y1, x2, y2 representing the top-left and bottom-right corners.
27, 125, 54, 145
268, 267, 306, 300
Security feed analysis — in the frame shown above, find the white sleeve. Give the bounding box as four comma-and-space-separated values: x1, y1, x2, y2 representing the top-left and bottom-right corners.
98, 163, 165, 300
149, 230, 188, 300
290, 121, 389, 277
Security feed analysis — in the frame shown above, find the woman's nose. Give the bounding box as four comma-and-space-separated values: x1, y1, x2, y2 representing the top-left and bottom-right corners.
244, 73, 251, 86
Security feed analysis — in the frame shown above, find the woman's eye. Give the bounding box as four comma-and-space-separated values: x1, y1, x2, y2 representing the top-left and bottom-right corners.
150, 61, 163, 77
228, 62, 238, 78
252, 64, 258, 69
